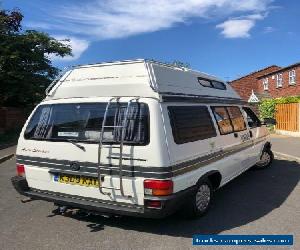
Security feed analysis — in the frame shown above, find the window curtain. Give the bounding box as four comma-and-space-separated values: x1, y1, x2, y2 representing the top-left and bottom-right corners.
33, 106, 53, 139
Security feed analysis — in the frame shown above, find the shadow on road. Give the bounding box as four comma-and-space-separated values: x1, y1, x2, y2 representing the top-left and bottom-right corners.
54, 159, 300, 237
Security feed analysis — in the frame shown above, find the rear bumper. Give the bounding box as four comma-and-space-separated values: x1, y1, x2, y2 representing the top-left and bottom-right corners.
11, 176, 196, 219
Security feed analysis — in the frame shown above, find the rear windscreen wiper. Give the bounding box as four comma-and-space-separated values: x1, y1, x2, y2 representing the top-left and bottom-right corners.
66, 139, 86, 151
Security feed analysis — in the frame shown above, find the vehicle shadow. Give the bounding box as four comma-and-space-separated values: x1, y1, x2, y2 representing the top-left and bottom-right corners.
58, 159, 300, 237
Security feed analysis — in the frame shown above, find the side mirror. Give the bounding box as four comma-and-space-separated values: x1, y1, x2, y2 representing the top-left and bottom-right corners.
263, 118, 277, 125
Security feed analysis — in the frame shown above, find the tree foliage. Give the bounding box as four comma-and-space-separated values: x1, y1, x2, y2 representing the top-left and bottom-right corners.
0, 9, 72, 107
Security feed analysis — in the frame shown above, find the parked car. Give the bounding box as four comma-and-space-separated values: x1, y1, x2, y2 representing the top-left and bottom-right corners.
11, 59, 274, 218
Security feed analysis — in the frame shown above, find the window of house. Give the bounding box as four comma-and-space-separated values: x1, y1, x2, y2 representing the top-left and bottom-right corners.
168, 106, 217, 144
289, 70, 296, 85
276, 73, 283, 88
262, 78, 269, 90
211, 106, 246, 135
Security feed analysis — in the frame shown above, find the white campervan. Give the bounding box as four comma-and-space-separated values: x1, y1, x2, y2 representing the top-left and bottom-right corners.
12, 59, 275, 218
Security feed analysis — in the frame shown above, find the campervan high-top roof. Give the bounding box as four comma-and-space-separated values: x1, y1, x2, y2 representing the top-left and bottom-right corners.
45, 59, 243, 104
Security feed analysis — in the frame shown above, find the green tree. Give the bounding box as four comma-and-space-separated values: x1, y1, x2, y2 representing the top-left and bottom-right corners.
0, 9, 72, 107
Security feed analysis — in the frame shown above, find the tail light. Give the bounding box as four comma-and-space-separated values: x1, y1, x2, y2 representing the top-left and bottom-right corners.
144, 179, 173, 196
17, 164, 25, 177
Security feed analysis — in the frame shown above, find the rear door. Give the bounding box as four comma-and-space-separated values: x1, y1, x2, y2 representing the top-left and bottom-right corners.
18, 100, 151, 205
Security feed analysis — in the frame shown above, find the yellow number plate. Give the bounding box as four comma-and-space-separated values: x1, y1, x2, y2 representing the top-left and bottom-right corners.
54, 174, 100, 187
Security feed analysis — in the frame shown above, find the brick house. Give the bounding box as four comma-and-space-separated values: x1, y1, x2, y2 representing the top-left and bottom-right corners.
230, 62, 300, 102
230, 65, 280, 102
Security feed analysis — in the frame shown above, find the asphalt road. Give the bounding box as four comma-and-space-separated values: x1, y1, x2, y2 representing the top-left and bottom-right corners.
1, 157, 299, 250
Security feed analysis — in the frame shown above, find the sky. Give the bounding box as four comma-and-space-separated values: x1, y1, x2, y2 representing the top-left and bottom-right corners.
3, 0, 300, 81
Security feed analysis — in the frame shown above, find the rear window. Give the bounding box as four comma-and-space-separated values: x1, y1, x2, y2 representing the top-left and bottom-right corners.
24, 103, 149, 145
168, 106, 217, 144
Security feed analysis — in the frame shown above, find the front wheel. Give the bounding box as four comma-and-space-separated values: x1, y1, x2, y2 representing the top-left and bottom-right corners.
253, 149, 274, 169
182, 179, 213, 219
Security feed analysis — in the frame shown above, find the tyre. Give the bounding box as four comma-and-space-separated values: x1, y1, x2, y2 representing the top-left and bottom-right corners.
253, 149, 274, 170
182, 179, 213, 219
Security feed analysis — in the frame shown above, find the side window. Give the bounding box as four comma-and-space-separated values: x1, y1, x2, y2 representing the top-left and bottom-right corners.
211, 106, 247, 134
227, 106, 247, 132
197, 77, 227, 90
211, 80, 227, 90
211, 107, 233, 135
242, 107, 261, 128
168, 106, 217, 144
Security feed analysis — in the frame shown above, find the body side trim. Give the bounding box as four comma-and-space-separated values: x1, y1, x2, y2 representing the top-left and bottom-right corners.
17, 136, 268, 178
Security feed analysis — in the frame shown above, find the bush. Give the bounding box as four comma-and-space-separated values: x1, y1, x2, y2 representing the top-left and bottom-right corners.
258, 99, 276, 119
259, 96, 300, 119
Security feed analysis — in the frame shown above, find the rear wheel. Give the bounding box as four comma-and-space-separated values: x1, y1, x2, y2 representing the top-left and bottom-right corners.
182, 179, 213, 219
253, 149, 273, 169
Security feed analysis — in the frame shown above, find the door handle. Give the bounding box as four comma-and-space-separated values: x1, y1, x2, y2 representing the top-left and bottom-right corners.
233, 132, 238, 138
249, 130, 253, 138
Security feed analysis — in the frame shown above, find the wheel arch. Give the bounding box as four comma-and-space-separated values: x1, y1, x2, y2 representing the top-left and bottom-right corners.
260, 141, 272, 159
197, 170, 222, 190
262, 141, 272, 151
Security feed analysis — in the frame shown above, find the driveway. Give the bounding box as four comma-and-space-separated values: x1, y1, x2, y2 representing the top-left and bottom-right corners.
0, 157, 299, 250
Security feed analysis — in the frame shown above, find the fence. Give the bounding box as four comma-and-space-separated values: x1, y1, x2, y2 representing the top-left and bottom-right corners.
275, 103, 299, 132
0, 107, 27, 134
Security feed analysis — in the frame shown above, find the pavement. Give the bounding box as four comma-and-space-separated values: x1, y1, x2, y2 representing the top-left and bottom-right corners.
0, 146, 16, 164
270, 134, 300, 162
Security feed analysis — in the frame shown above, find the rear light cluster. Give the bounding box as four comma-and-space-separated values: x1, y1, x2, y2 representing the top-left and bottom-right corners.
144, 200, 162, 209
16, 164, 26, 177
144, 179, 173, 196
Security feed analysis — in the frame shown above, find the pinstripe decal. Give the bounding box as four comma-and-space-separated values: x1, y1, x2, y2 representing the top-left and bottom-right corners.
17, 136, 267, 178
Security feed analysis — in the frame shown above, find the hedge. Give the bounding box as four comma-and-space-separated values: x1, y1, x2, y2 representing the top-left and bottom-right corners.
258, 96, 300, 119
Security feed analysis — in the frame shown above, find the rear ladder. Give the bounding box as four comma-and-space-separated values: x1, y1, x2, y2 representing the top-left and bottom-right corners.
97, 97, 138, 198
